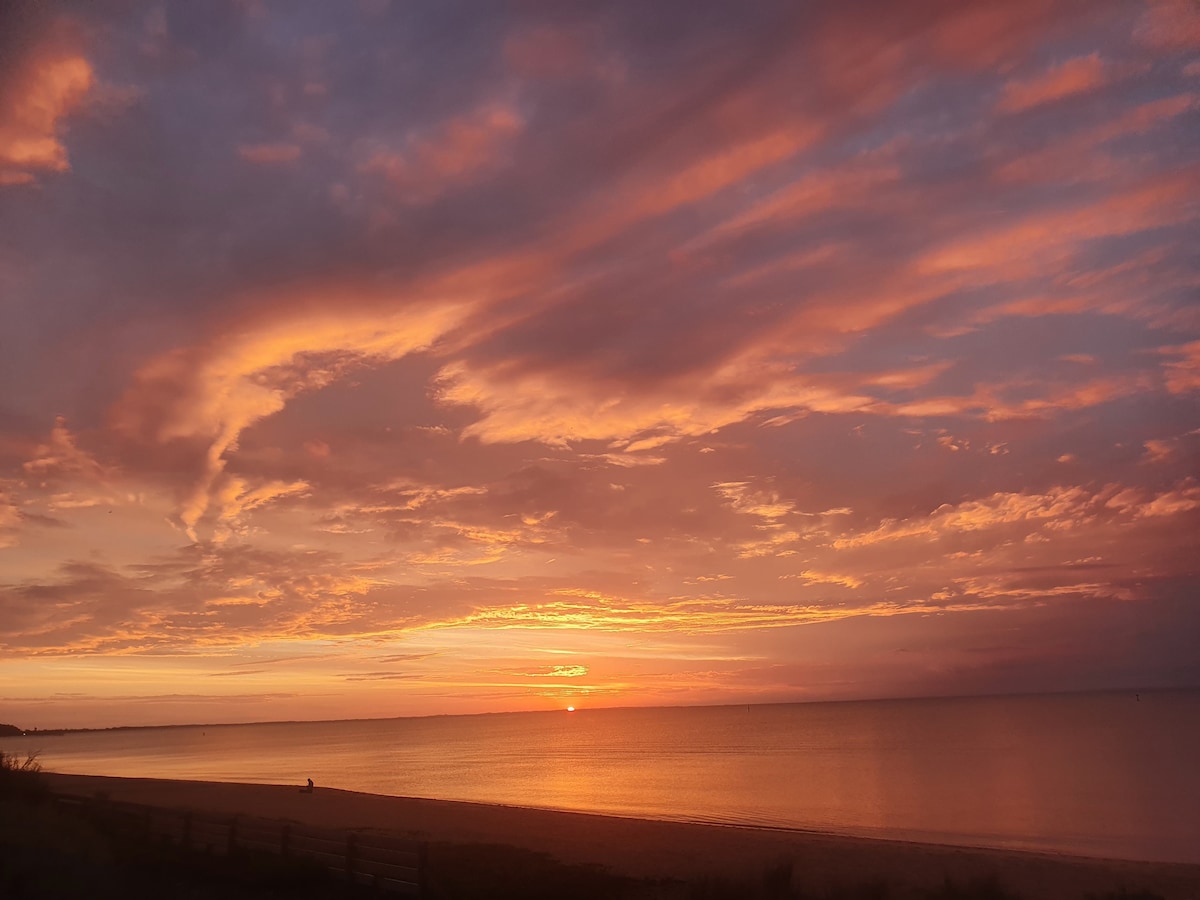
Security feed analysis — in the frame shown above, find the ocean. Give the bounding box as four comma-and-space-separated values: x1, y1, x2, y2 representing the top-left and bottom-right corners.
4, 690, 1198, 864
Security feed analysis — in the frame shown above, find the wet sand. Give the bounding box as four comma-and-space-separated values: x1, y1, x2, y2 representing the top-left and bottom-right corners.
43, 772, 1200, 899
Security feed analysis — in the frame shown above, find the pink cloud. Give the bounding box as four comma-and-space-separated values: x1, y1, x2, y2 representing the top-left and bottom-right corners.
1135, 0, 1200, 49
920, 170, 1200, 282
503, 25, 607, 79
1160, 340, 1200, 394
997, 53, 1110, 113
1095, 93, 1199, 137
865, 362, 954, 391
987, 92, 1199, 186
689, 159, 899, 253
361, 103, 523, 201
238, 142, 302, 164
891, 373, 1152, 422
925, 0, 1067, 68
561, 124, 826, 256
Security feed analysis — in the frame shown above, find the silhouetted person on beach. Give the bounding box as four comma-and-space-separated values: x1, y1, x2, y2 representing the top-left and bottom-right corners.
300, 777, 314, 793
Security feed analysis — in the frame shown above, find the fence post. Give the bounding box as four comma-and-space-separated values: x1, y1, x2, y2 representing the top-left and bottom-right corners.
345, 832, 357, 882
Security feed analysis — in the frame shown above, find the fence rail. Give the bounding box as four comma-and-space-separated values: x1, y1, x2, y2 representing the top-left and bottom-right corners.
55, 793, 427, 896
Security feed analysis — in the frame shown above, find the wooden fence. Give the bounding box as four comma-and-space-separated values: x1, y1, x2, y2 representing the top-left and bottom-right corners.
55, 793, 427, 896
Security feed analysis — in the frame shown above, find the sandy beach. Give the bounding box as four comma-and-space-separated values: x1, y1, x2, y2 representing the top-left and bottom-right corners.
41, 772, 1200, 899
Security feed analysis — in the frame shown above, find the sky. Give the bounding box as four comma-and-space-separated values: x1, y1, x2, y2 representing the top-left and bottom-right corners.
0, 0, 1198, 730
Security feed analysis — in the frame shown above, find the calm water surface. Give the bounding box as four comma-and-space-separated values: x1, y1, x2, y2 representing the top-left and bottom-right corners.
4, 691, 1197, 863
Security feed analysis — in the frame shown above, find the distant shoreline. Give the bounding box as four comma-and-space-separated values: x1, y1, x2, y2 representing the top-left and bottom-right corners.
41, 772, 1200, 900
6, 685, 1191, 734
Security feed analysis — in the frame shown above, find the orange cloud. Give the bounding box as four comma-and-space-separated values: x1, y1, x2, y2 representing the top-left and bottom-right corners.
0, 490, 21, 549
713, 481, 794, 520
941, 576, 1134, 605
437, 354, 877, 449
11, 418, 122, 528
22, 417, 106, 484
835, 480, 1200, 553
712, 481, 805, 558
834, 487, 1096, 549
997, 53, 1109, 113
431, 591, 910, 635
116, 292, 477, 541
211, 477, 310, 542
0, 46, 93, 185
785, 570, 864, 589
1132, 481, 1200, 518
400, 515, 559, 568
501, 664, 589, 678
1141, 439, 1174, 463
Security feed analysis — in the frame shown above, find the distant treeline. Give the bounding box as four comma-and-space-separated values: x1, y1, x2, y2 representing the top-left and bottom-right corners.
0, 723, 192, 737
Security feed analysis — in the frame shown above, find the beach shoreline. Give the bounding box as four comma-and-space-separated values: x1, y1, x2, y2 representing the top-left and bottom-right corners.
41, 772, 1200, 899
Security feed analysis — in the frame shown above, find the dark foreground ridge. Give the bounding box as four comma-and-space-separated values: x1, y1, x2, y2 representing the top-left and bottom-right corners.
4, 760, 1198, 899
